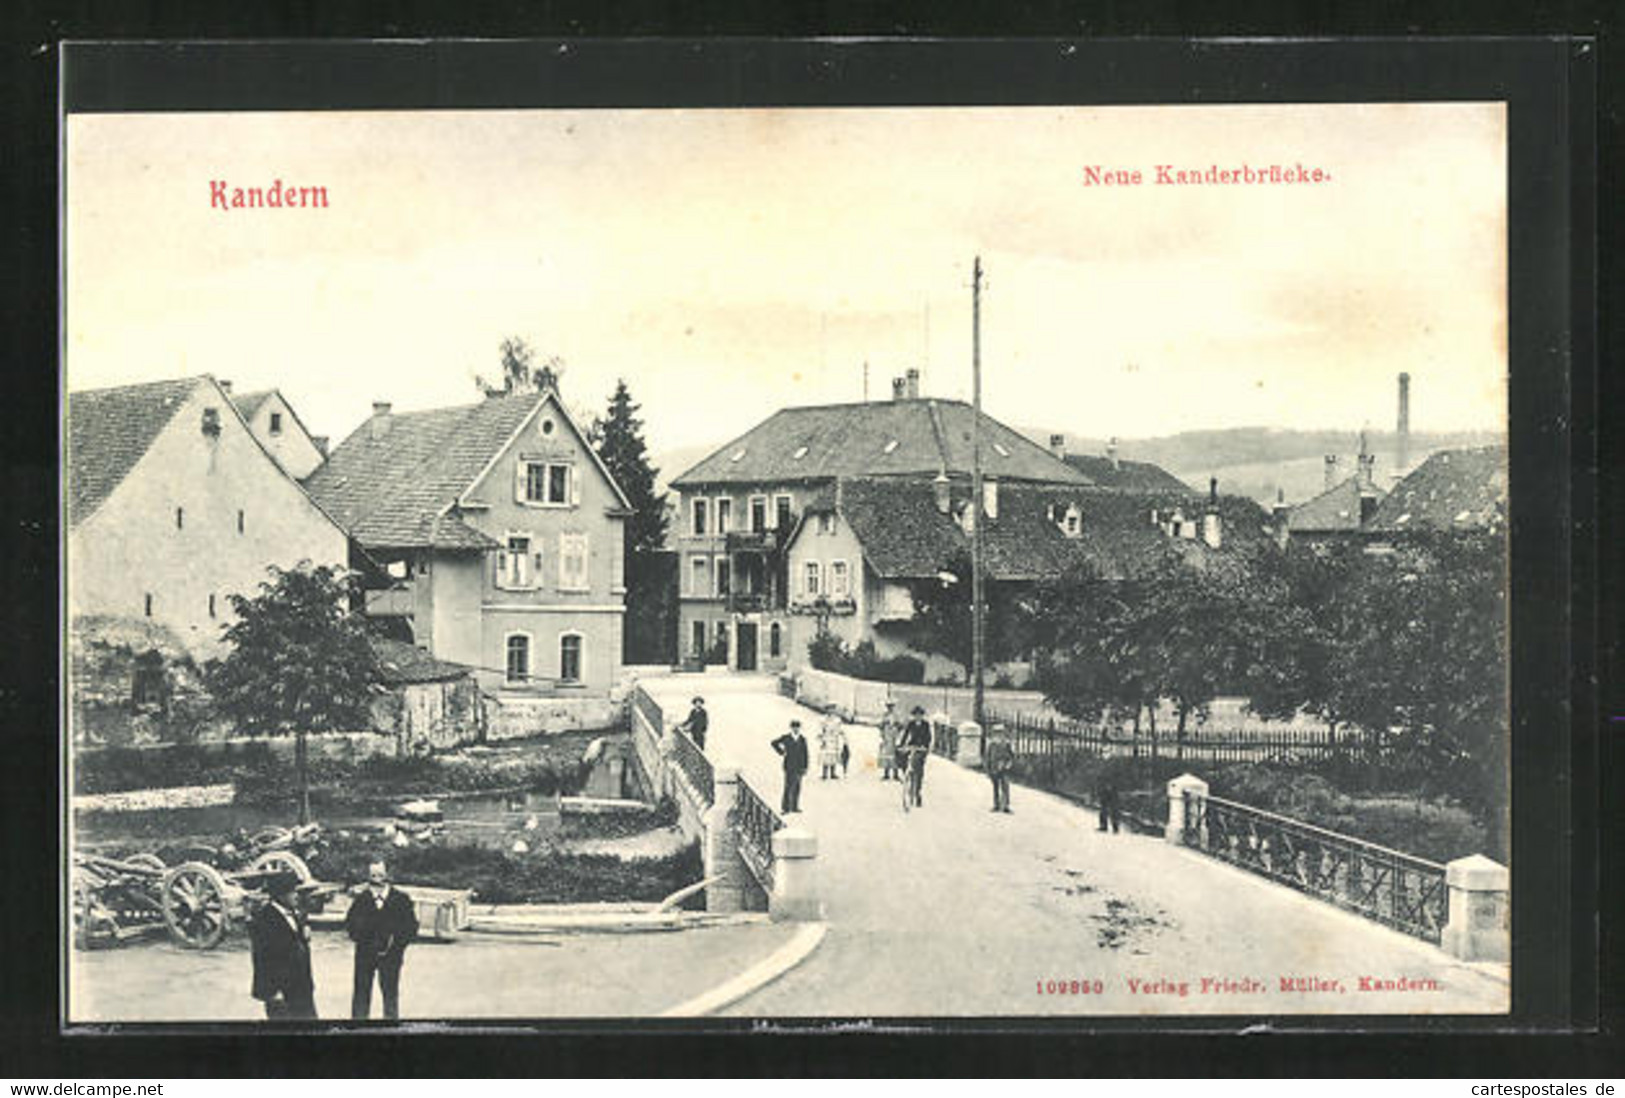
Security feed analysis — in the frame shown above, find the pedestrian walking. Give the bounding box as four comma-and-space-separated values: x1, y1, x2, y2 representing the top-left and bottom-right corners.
818, 706, 847, 780
899, 706, 934, 807
877, 701, 902, 781
1097, 763, 1123, 834
771, 719, 810, 813
345, 859, 418, 1021
680, 696, 708, 751
249, 870, 317, 1021
984, 726, 1016, 814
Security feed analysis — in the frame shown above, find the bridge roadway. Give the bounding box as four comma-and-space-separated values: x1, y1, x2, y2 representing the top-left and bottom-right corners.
641, 674, 1509, 1017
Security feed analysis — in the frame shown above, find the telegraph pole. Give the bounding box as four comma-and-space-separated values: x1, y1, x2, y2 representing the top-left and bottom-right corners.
971, 256, 986, 730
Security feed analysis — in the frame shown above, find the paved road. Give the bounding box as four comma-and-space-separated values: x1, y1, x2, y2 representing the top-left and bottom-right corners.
643, 675, 1509, 1017
69, 921, 801, 1022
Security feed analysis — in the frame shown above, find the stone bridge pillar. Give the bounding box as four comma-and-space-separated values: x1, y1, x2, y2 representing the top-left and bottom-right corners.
1166, 773, 1209, 846
1441, 854, 1509, 962
770, 827, 820, 921
703, 765, 747, 914
957, 720, 984, 768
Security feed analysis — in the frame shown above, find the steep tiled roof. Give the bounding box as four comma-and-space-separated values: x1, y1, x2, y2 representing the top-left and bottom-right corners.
1367, 445, 1507, 532
1064, 454, 1192, 493
1286, 475, 1384, 534
67, 376, 202, 527
809, 478, 1267, 583
230, 390, 275, 419
369, 635, 474, 685
304, 394, 555, 550
671, 399, 1090, 488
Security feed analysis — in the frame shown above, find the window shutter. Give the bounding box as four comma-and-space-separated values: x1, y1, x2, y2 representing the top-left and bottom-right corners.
494, 552, 505, 586
570, 465, 581, 506
578, 533, 590, 586
515, 461, 527, 503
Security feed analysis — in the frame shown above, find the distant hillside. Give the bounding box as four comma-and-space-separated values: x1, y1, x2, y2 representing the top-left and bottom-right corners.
1021, 427, 1502, 507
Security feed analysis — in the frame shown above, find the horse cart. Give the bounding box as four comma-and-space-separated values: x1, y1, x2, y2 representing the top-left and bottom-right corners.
73, 824, 338, 950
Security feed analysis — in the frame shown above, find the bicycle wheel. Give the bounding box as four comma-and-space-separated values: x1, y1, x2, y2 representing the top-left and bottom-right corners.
901, 755, 913, 813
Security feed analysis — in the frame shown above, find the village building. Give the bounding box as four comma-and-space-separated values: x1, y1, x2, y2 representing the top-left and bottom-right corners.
666, 368, 1089, 673
1053, 434, 1192, 493
1365, 444, 1507, 537
66, 374, 353, 742
1282, 438, 1388, 548
780, 474, 1271, 682
303, 389, 632, 720
221, 381, 329, 479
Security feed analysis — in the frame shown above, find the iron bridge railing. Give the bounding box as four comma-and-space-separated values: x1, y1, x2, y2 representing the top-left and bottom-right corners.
729, 778, 783, 892
931, 721, 958, 762
1187, 793, 1449, 944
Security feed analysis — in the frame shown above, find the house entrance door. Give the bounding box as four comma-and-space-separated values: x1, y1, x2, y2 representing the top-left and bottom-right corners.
736, 623, 759, 672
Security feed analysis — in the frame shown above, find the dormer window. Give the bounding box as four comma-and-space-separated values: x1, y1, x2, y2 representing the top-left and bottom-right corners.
793, 446, 808, 460
882, 440, 899, 454
730, 447, 746, 462
201, 407, 221, 437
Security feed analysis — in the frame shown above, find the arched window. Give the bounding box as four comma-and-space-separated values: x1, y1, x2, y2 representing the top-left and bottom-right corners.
505, 634, 531, 685
559, 633, 583, 684
769, 622, 782, 658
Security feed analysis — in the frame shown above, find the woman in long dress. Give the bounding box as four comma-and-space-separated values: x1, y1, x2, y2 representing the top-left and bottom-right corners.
818, 707, 847, 780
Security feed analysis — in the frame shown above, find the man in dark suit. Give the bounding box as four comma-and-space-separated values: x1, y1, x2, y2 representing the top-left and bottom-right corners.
249, 870, 317, 1021
344, 859, 418, 1020
899, 706, 934, 808
770, 719, 810, 814
681, 696, 708, 751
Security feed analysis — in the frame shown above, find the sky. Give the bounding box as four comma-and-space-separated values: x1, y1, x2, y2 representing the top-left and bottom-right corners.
65, 104, 1506, 460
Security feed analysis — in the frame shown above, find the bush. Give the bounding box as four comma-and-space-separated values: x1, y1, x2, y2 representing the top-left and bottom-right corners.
806, 633, 925, 684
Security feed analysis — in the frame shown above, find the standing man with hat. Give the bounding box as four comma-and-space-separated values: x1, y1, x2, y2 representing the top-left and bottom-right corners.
345, 859, 418, 1021
249, 870, 317, 1021
680, 696, 708, 751
984, 725, 1016, 814
770, 718, 810, 813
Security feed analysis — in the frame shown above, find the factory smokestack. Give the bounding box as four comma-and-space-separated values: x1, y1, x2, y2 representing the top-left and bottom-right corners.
1397, 372, 1411, 474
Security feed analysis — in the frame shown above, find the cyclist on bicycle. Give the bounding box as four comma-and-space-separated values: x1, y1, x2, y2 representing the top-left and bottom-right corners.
898, 705, 934, 808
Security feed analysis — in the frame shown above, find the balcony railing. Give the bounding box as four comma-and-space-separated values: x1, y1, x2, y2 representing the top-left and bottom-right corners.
1187, 794, 1449, 944
729, 778, 783, 892
727, 591, 773, 613
725, 530, 774, 553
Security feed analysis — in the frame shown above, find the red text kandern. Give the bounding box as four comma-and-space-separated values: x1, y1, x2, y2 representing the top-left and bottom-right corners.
210, 179, 329, 210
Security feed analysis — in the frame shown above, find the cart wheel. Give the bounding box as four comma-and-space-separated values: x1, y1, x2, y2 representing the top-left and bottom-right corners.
125, 852, 166, 873
250, 827, 292, 850
161, 862, 230, 949
246, 850, 311, 883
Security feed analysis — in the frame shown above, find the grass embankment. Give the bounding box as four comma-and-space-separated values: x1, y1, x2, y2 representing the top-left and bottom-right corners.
1013, 755, 1490, 865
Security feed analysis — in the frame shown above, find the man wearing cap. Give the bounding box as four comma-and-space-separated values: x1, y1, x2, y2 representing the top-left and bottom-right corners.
680, 696, 708, 751
345, 859, 418, 1020
770, 718, 810, 813
898, 706, 934, 807
984, 725, 1016, 814
249, 870, 317, 1020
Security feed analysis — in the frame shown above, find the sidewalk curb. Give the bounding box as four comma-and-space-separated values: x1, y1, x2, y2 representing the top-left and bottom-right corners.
659, 921, 827, 1017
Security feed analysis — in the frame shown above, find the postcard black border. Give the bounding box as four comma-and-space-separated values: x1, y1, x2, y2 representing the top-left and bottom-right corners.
3, 23, 1610, 1078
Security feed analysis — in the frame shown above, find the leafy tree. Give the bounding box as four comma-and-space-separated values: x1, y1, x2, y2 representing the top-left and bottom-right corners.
904, 551, 1030, 678
589, 379, 669, 557
205, 563, 383, 823
481, 336, 566, 397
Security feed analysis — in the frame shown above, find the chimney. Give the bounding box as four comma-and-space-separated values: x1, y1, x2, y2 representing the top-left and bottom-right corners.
218, 379, 233, 396
891, 377, 907, 401
1323, 454, 1339, 490
933, 472, 951, 515
1397, 372, 1412, 473
1271, 487, 1290, 522
1107, 437, 1120, 472
1048, 433, 1066, 461
982, 476, 999, 521
370, 401, 393, 440
1202, 477, 1222, 548
905, 367, 920, 400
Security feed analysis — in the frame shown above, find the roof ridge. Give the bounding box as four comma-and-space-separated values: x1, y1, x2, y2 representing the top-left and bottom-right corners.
69, 374, 208, 398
